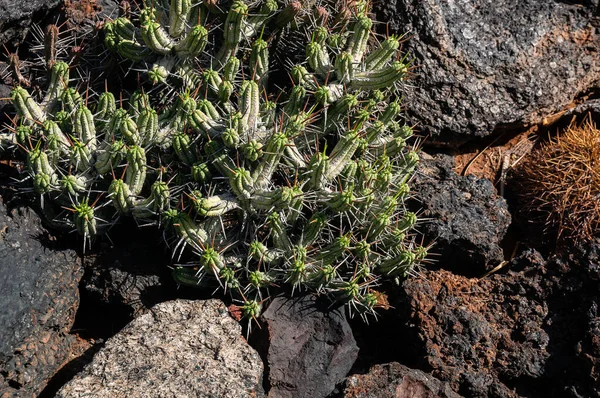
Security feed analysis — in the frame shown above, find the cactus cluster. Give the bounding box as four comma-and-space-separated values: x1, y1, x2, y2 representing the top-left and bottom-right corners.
3, 0, 425, 320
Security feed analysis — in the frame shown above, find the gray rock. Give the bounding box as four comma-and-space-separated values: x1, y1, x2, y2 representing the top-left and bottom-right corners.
0, 0, 61, 47
410, 153, 511, 275
344, 362, 462, 398
375, 0, 600, 141
262, 295, 359, 398
55, 299, 265, 398
0, 200, 82, 397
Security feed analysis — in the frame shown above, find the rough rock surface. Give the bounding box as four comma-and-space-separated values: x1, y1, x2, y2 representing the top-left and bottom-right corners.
82, 225, 172, 317
55, 299, 265, 398
375, 0, 600, 141
0, 200, 82, 397
394, 245, 600, 397
0, 0, 61, 47
410, 153, 511, 275
261, 295, 359, 398
344, 362, 461, 398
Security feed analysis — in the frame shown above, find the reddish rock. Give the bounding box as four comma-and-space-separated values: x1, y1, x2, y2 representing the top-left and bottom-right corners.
345, 362, 461, 398
395, 247, 600, 397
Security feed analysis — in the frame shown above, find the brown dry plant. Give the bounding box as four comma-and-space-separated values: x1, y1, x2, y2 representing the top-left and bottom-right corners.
519, 115, 600, 242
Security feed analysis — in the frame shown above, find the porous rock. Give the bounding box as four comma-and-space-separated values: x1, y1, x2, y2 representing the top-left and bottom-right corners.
0, 0, 61, 47
262, 295, 359, 398
376, 0, 600, 141
395, 246, 600, 397
410, 153, 511, 276
344, 362, 461, 398
55, 299, 265, 398
0, 200, 82, 397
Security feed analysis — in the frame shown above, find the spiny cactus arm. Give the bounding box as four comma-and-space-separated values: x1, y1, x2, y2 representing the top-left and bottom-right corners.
307, 150, 329, 191
239, 80, 261, 141
95, 140, 126, 174
307, 263, 337, 290
95, 91, 117, 131
350, 61, 409, 90
125, 145, 147, 195
191, 162, 212, 183
364, 36, 401, 71
12, 86, 46, 124
172, 132, 196, 165
334, 51, 354, 84
251, 188, 283, 211
306, 40, 331, 78
163, 209, 209, 252
229, 166, 254, 205
73, 105, 97, 151
137, 107, 159, 146
267, 211, 291, 252
326, 128, 360, 181
169, 0, 192, 38
140, 10, 175, 55
252, 132, 288, 188
174, 25, 209, 58
283, 143, 308, 168
199, 246, 225, 277
108, 179, 135, 214
41, 61, 69, 110
274, 0, 301, 29
327, 186, 356, 213
194, 193, 240, 217
70, 139, 92, 173
377, 248, 417, 277
290, 65, 317, 91
244, 0, 278, 38
149, 57, 176, 85
43, 120, 70, 154
314, 234, 352, 266
368, 136, 407, 158
71, 198, 98, 243
320, 93, 359, 134
204, 140, 235, 178
112, 17, 142, 42
250, 38, 269, 88
346, 14, 372, 63
393, 150, 420, 185
58, 173, 88, 199
249, 240, 283, 265
116, 39, 154, 62
132, 179, 171, 219
216, 1, 248, 65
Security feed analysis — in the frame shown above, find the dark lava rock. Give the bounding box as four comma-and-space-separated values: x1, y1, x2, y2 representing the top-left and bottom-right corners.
261, 295, 359, 398
82, 225, 172, 318
0, 0, 61, 47
0, 200, 82, 397
344, 362, 461, 398
411, 153, 511, 276
394, 246, 600, 397
375, 0, 600, 141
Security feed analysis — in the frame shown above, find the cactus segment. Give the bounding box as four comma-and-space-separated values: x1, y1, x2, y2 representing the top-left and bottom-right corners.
351, 61, 409, 90
169, 0, 192, 38
12, 87, 46, 123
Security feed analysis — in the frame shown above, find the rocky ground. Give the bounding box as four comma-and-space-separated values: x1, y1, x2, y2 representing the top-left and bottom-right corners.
1, 0, 600, 397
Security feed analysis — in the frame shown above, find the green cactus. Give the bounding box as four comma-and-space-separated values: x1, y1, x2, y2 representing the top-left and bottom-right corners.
2, 0, 425, 322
